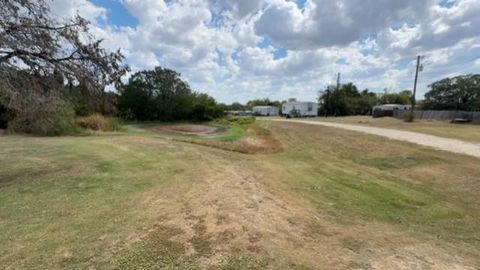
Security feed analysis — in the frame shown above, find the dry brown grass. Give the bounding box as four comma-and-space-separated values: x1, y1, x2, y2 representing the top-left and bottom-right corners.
172, 124, 283, 154
75, 113, 120, 131
150, 124, 226, 135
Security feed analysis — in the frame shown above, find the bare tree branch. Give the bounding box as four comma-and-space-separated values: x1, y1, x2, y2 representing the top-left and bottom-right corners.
0, 0, 129, 134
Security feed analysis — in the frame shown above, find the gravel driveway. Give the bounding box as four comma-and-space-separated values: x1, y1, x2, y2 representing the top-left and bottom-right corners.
270, 119, 480, 158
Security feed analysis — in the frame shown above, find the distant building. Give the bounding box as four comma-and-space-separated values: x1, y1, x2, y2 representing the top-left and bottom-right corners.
372, 104, 412, 118
252, 106, 279, 116
282, 101, 318, 117
227, 110, 252, 116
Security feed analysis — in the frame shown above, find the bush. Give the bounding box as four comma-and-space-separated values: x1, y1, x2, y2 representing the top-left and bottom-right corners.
8, 99, 77, 136
215, 116, 256, 126
75, 113, 120, 131
403, 111, 415, 122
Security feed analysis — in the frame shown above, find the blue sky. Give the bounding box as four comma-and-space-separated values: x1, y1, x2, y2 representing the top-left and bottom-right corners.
52, 0, 480, 103
90, 0, 137, 26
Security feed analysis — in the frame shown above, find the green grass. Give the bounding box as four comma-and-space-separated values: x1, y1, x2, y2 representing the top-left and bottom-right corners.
262, 122, 480, 250
113, 226, 199, 270
220, 256, 270, 270
1, 120, 480, 268
0, 135, 201, 268
210, 116, 255, 142
214, 124, 246, 141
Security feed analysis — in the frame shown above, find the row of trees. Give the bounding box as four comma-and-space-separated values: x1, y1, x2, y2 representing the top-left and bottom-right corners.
317, 74, 480, 117
318, 83, 412, 116
224, 99, 284, 111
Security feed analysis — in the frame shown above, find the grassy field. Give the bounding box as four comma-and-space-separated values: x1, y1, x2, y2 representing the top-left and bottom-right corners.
311, 116, 480, 143
1, 120, 479, 269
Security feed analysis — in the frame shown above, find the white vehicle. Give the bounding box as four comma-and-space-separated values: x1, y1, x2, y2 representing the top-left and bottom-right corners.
282, 102, 318, 117
252, 106, 279, 116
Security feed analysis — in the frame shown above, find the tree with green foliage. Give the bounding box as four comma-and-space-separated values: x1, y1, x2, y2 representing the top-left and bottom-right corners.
191, 93, 224, 120
378, 90, 412, 105
227, 102, 247, 111
118, 67, 223, 121
319, 83, 378, 116
246, 98, 274, 108
423, 74, 480, 111
118, 67, 192, 120
356, 89, 378, 115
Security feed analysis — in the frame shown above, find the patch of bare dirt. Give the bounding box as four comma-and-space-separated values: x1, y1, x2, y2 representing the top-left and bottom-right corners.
150, 124, 226, 136
168, 125, 283, 154
180, 136, 283, 155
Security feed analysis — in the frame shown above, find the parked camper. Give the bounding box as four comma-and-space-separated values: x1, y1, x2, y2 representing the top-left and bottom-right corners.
227, 110, 252, 116
282, 102, 318, 117
372, 104, 411, 118
252, 106, 279, 116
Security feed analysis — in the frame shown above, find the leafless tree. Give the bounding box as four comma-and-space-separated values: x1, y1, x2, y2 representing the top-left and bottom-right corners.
0, 0, 128, 133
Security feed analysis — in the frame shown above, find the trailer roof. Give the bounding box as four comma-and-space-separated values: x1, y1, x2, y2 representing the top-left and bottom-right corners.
253, 106, 277, 109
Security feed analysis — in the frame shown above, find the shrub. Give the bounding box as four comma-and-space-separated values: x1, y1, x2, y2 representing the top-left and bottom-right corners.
233, 116, 256, 126
215, 116, 256, 126
403, 111, 415, 122
75, 113, 120, 131
8, 98, 77, 136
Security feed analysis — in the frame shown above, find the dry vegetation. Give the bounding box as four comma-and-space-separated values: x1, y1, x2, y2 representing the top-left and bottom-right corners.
75, 114, 120, 132
0, 120, 479, 269
173, 124, 283, 154
147, 119, 283, 154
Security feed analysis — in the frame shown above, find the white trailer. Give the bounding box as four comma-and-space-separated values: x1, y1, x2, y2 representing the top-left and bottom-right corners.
282, 102, 318, 117
252, 106, 279, 116
372, 104, 412, 118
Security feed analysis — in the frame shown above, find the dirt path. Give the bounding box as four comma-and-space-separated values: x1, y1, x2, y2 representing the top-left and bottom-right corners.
269, 119, 480, 158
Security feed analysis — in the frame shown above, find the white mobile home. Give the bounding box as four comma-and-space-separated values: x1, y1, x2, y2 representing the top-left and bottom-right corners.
282, 102, 318, 117
252, 106, 279, 116
227, 110, 253, 116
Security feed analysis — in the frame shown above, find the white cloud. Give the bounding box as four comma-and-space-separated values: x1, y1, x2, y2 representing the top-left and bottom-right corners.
255, 0, 433, 49
49, 0, 480, 103
50, 0, 107, 22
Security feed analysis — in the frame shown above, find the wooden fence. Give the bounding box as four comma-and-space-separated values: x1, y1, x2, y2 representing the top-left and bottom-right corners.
394, 110, 480, 123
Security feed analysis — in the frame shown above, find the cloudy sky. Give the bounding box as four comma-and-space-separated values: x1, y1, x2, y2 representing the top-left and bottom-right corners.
50, 0, 480, 103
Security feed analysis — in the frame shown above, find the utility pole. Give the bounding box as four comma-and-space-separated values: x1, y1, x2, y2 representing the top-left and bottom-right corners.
336, 72, 341, 91
334, 72, 340, 116
412, 56, 421, 112
324, 88, 330, 117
